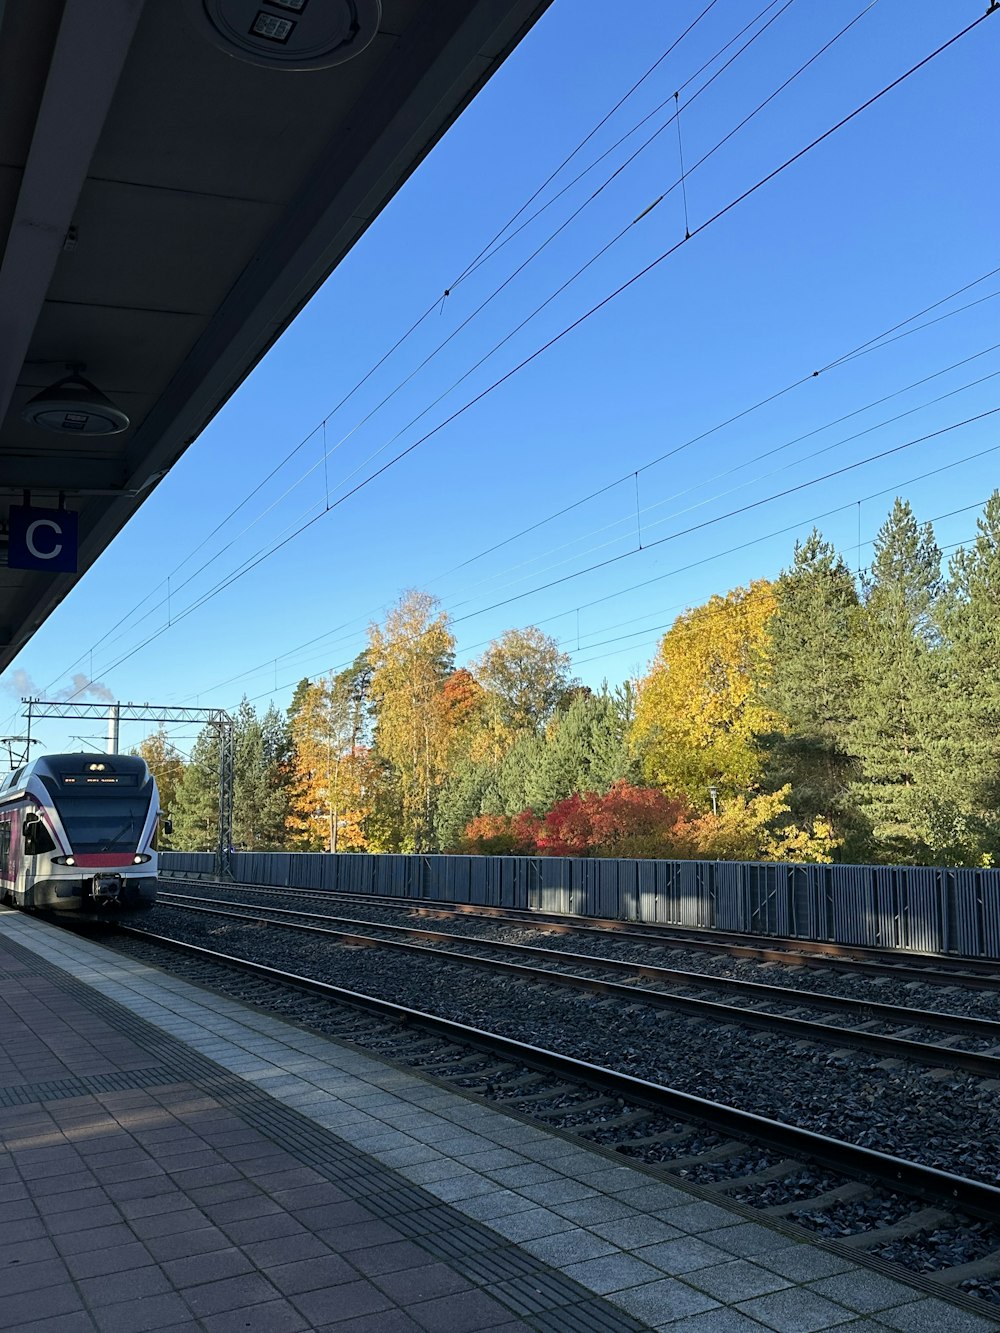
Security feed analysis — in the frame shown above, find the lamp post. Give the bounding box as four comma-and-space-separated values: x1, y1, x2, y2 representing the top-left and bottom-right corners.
708, 786, 718, 817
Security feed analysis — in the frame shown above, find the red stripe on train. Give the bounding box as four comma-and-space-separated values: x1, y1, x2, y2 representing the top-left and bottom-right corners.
72, 853, 138, 868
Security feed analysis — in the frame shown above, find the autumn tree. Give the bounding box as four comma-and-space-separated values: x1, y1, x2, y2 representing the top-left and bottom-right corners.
368, 591, 455, 851
632, 581, 782, 807
133, 726, 185, 847
287, 655, 373, 851
474, 627, 573, 743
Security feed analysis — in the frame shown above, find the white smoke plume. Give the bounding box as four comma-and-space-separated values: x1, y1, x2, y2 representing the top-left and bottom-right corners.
1, 669, 116, 703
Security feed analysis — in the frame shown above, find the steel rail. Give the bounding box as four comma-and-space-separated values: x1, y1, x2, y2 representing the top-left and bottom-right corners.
158, 890, 1000, 1039
151, 896, 1000, 1078
118, 923, 1000, 1223
159, 873, 1000, 984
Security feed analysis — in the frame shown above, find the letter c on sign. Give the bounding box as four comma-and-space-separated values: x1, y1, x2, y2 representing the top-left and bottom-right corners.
26, 518, 63, 561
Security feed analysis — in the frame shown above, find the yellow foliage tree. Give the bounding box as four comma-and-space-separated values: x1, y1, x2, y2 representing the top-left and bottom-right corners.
368, 591, 456, 851
287, 661, 371, 851
675, 787, 840, 863
632, 580, 783, 807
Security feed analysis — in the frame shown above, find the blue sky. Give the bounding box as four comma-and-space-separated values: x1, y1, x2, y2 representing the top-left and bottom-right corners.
3, 0, 998, 760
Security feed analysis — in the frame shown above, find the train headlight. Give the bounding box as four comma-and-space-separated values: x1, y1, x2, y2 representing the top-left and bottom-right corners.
133, 854, 151, 864
52, 855, 76, 866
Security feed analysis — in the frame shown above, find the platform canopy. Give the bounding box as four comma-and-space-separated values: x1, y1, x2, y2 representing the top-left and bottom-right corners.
0, 0, 552, 672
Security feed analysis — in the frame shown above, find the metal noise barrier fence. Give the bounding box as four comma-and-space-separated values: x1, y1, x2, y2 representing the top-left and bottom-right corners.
158, 852, 1000, 961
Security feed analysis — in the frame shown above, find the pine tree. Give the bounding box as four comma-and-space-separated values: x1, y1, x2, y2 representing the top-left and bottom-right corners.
932, 493, 1000, 861
231, 698, 294, 850
760, 530, 863, 854
849, 500, 942, 861
171, 726, 221, 850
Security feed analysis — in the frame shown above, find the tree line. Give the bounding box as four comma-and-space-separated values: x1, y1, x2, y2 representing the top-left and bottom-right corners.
140, 492, 1000, 867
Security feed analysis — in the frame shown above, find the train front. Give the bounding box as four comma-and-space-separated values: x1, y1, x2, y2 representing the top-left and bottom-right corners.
29, 754, 161, 916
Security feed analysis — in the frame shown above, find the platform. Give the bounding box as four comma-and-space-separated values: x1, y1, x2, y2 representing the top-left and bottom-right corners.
0, 911, 995, 1333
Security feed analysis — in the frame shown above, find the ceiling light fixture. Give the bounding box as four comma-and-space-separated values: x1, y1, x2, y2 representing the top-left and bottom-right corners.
21, 370, 130, 436
191, 0, 380, 70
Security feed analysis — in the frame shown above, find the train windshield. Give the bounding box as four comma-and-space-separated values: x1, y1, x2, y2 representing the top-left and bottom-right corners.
41, 775, 152, 853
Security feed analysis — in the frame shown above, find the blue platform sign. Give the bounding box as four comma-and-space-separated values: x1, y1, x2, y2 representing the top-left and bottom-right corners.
7, 506, 78, 573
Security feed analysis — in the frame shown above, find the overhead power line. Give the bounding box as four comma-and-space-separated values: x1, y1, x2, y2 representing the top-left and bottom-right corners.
68, 8, 994, 698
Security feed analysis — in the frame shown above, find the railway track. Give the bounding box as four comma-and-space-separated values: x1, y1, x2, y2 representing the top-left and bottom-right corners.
159, 873, 1000, 988
111, 920, 1000, 1317
155, 889, 1000, 1079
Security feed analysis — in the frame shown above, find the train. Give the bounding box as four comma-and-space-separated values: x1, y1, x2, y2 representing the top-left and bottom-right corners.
0, 753, 164, 916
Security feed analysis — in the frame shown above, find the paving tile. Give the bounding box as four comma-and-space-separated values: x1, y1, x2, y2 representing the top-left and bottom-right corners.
87, 1292, 195, 1333
65, 1241, 155, 1281
198, 1302, 310, 1332
592, 1217, 684, 1248
348, 1242, 442, 1278
318, 1221, 408, 1252
876, 1298, 1000, 1332
129, 1208, 212, 1240
243, 1231, 332, 1267
661, 1311, 774, 1332
757, 1247, 855, 1284
552, 1195, 641, 1226
54, 1223, 139, 1256
313, 1311, 422, 1332
0, 1282, 87, 1327
559, 1251, 666, 1295
267, 1254, 361, 1295
287, 1200, 376, 1230
145, 1226, 234, 1262
605, 1276, 720, 1324
291, 1279, 396, 1326
638, 1235, 736, 1275
518, 1228, 617, 1267
487, 1164, 563, 1189
161, 1246, 255, 1287
808, 1272, 923, 1315
517, 1179, 598, 1206
612, 1182, 692, 1211
76, 1265, 173, 1308
737, 1285, 857, 1331
0, 1257, 73, 1298
204, 1194, 284, 1225
180, 1272, 285, 1318
423, 1173, 499, 1203
34, 1187, 110, 1216
705, 1223, 801, 1259
406, 1288, 523, 1332
686, 1259, 793, 1303
220, 1211, 307, 1246
662, 1201, 748, 1233
456, 1207, 571, 1244
374, 1261, 474, 1304
456, 1190, 537, 1222
9, 1312, 98, 1333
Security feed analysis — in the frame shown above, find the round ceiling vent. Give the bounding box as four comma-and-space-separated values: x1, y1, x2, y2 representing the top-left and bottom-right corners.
21, 373, 130, 437
194, 0, 381, 70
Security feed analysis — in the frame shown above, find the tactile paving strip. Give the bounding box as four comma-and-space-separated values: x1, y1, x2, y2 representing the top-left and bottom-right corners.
0, 1065, 174, 1106
1, 932, 649, 1332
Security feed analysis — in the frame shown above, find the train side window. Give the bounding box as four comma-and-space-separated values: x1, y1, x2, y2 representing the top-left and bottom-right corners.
23, 817, 55, 857
0, 822, 9, 875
